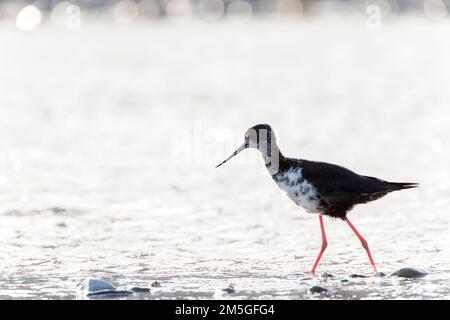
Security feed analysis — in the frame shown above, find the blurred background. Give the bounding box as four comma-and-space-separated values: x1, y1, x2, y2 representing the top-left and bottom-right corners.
0, 0, 450, 30
0, 0, 450, 299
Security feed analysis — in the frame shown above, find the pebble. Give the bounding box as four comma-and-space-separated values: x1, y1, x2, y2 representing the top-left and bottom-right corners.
309, 285, 329, 294
79, 278, 115, 292
373, 271, 386, 277
223, 284, 236, 294
129, 287, 151, 293
349, 274, 368, 278
392, 267, 428, 278
87, 289, 133, 297
78, 278, 133, 298
321, 272, 335, 279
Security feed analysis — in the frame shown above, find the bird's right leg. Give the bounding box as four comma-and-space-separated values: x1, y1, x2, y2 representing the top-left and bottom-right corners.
345, 217, 377, 273
310, 215, 328, 274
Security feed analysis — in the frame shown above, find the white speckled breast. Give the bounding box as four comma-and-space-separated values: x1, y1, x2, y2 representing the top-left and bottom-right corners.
274, 168, 321, 213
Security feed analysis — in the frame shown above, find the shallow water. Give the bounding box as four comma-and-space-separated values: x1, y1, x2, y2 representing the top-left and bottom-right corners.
0, 17, 450, 299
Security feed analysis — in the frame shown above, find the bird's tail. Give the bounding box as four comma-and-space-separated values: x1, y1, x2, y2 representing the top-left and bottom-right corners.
387, 182, 419, 191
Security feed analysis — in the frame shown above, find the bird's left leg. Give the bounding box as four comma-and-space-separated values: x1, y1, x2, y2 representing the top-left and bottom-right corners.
310, 215, 328, 274
345, 218, 377, 273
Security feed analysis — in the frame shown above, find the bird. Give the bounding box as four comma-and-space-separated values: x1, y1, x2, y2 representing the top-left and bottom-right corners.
216, 124, 417, 274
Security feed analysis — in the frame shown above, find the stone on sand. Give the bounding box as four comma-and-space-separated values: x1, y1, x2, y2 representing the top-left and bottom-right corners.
79, 278, 116, 292
392, 267, 428, 278
78, 278, 133, 297
222, 284, 236, 294
373, 271, 386, 277
128, 286, 151, 293
309, 285, 329, 294
321, 272, 334, 279
349, 274, 368, 278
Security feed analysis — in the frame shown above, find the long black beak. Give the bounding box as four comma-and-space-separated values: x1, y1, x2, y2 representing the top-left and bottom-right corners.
215, 143, 247, 168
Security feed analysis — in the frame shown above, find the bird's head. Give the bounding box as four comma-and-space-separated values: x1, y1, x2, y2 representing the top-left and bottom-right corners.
216, 123, 276, 168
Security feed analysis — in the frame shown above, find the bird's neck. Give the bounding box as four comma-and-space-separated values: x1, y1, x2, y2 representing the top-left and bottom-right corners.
259, 142, 284, 176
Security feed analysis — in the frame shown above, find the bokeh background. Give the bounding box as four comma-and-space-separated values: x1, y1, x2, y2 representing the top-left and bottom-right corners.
0, 0, 449, 299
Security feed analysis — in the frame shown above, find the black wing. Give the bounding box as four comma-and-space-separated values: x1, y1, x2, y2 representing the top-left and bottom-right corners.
301, 160, 416, 218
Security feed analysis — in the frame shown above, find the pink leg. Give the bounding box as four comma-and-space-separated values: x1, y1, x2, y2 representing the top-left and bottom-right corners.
310, 215, 328, 274
345, 218, 377, 272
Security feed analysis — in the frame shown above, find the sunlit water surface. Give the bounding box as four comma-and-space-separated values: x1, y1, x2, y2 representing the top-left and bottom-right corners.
0, 17, 449, 299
